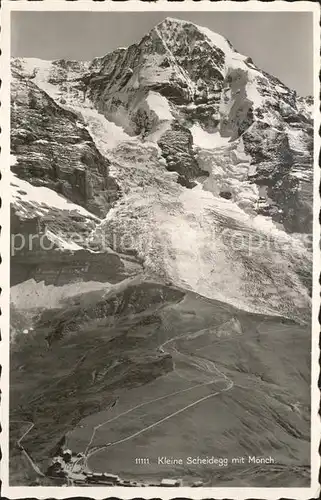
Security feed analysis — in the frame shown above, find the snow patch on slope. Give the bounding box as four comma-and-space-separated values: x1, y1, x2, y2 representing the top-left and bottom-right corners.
190, 124, 230, 149
287, 128, 309, 154
79, 107, 133, 151
195, 137, 258, 213
100, 181, 310, 321
45, 230, 83, 251
146, 91, 173, 121
11, 172, 100, 220
246, 76, 265, 109
16, 58, 61, 99
11, 279, 110, 310
197, 25, 248, 73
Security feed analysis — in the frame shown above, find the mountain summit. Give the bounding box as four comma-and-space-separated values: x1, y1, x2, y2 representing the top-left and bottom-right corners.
11, 19, 312, 316
9, 17, 312, 487
12, 19, 313, 231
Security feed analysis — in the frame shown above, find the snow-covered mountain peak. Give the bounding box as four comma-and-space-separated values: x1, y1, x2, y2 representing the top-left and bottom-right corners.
10, 17, 313, 318
156, 17, 233, 48
152, 17, 248, 75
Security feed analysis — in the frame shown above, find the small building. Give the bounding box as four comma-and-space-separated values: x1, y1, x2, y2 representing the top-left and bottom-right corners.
50, 457, 64, 467
47, 458, 65, 477
73, 479, 85, 485
102, 473, 120, 483
160, 478, 182, 487
87, 472, 106, 483
62, 449, 72, 460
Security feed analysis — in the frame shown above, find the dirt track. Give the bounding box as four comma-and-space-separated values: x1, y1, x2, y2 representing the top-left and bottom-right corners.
84, 331, 234, 464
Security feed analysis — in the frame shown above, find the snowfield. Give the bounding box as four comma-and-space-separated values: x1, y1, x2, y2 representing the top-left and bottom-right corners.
17, 62, 308, 321
146, 91, 173, 122
11, 279, 111, 310
190, 125, 230, 149
95, 176, 310, 321
10, 19, 312, 323
11, 171, 100, 220
78, 107, 133, 151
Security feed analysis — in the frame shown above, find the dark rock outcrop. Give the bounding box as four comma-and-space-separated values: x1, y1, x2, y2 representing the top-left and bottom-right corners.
243, 118, 313, 232
11, 72, 119, 217
158, 121, 208, 186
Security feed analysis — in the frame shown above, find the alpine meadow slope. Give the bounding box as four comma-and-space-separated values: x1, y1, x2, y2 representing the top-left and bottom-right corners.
10, 17, 312, 487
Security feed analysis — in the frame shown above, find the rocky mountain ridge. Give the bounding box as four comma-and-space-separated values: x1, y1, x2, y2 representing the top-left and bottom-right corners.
12, 17, 313, 232
11, 71, 119, 218
10, 18, 313, 487
10, 17, 313, 318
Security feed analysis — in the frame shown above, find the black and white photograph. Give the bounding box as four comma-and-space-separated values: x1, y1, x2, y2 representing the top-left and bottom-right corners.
0, 1, 320, 498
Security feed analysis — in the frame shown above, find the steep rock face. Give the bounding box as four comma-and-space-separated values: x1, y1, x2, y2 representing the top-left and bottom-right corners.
297, 95, 313, 121
12, 57, 90, 105
9, 19, 313, 487
81, 19, 239, 183
243, 121, 313, 232
10, 17, 313, 315
85, 18, 313, 232
158, 121, 207, 187
11, 72, 119, 218
12, 18, 313, 232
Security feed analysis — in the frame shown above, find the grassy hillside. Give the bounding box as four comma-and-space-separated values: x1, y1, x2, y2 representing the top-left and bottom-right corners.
10, 277, 310, 486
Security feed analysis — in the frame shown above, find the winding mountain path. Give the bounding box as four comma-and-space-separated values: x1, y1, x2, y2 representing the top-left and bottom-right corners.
84, 331, 234, 465
12, 420, 45, 477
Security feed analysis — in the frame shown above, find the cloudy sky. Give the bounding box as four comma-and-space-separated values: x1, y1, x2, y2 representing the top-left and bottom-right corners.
11, 11, 313, 96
